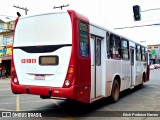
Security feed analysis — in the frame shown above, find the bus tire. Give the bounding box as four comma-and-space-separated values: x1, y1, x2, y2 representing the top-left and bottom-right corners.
111, 80, 120, 102
140, 74, 145, 88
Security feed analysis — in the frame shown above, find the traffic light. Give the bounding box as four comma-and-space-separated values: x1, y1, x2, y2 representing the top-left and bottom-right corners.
133, 5, 141, 21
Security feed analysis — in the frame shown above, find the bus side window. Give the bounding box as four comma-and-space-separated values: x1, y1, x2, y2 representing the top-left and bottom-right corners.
106, 32, 110, 59
79, 21, 89, 57
121, 38, 129, 60
136, 44, 142, 61
141, 47, 146, 61
110, 34, 121, 59
131, 49, 134, 65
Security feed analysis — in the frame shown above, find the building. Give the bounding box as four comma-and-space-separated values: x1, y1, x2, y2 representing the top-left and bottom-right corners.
148, 44, 160, 64
0, 17, 15, 78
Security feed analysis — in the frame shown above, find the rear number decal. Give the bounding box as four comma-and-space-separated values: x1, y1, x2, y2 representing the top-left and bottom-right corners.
21, 59, 36, 63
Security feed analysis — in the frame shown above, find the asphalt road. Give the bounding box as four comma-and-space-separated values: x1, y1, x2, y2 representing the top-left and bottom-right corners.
0, 69, 160, 120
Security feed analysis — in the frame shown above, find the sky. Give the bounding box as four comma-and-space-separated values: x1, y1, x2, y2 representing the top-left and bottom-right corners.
0, 0, 160, 46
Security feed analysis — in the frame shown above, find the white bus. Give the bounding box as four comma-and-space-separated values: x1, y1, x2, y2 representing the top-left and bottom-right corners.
11, 10, 150, 103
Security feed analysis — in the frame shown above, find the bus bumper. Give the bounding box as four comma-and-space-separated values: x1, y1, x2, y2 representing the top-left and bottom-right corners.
11, 82, 90, 103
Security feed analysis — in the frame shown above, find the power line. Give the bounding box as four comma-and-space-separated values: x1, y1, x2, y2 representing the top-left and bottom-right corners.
142, 8, 160, 12
142, 18, 160, 23
114, 23, 160, 29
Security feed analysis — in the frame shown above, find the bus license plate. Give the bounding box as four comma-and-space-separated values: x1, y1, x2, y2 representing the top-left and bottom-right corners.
34, 75, 45, 80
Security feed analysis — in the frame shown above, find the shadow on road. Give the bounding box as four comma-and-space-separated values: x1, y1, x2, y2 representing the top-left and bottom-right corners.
30, 86, 145, 117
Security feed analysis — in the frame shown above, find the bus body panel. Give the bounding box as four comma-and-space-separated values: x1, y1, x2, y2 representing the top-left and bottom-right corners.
13, 47, 71, 87
105, 60, 121, 88
121, 60, 131, 90
135, 61, 146, 85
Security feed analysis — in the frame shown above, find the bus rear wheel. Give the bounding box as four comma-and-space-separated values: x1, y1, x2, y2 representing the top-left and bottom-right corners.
111, 80, 120, 102
140, 74, 145, 88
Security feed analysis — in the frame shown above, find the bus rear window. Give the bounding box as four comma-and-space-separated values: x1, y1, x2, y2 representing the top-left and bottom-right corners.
79, 22, 89, 57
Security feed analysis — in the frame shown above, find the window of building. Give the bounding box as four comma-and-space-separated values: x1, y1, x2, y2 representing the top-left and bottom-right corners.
121, 38, 129, 60
3, 34, 13, 46
79, 22, 89, 57
110, 34, 121, 59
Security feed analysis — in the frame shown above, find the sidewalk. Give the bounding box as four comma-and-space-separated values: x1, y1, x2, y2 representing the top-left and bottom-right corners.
0, 77, 11, 84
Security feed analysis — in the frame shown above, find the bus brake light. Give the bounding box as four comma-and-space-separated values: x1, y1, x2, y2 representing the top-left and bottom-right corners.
63, 66, 74, 88
11, 66, 19, 84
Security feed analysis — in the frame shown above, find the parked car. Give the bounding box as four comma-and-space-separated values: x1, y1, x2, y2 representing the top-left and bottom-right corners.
150, 64, 155, 69
154, 64, 160, 68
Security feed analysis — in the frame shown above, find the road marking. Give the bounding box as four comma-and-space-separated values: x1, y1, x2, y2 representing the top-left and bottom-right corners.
16, 95, 20, 111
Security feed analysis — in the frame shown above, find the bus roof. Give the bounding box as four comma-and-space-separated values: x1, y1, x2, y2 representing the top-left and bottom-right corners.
18, 10, 68, 20
17, 10, 147, 48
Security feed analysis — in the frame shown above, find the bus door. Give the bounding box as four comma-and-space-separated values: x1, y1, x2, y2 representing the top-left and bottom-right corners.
145, 51, 150, 81
130, 47, 135, 87
90, 35, 102, 99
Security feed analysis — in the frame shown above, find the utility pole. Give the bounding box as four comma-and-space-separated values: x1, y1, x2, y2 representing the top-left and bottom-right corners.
13, 4, 29, 15
53, 4, 69, 10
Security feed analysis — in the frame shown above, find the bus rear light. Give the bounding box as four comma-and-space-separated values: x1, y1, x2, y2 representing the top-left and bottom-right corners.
63, 66, 75, 88
66, 73, 73, 79
68, 66, 74, 73
11, 71, 16, 77
12, 74, 19, 84
11, 67, 19, 84
11, 66, 15, 71
64, 80, 70, 86
14, 78, 18, 83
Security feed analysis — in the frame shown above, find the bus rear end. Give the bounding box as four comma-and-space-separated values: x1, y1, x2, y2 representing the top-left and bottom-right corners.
11, 10, 91, 103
